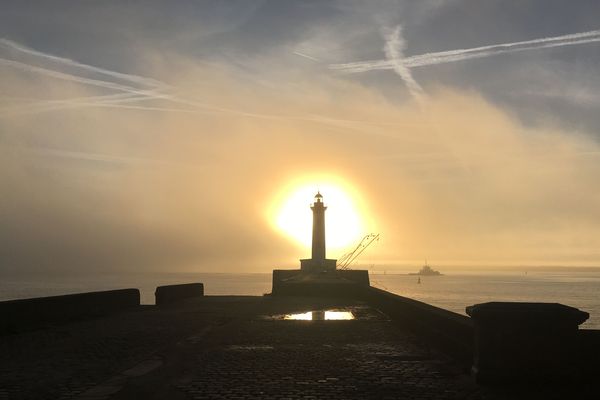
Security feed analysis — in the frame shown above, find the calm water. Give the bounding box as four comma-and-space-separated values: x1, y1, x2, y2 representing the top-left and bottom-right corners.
370, 270, 600, 329
1, 268, 599, 328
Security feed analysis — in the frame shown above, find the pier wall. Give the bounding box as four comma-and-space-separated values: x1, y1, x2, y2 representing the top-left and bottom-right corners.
362, 286, 474, 367
0, 289, 140, 334
364, 289, 600, 380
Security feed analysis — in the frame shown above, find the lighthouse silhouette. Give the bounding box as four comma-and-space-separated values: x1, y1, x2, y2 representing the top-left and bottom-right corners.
300, 192, 337, 272
271, 191, 370, 295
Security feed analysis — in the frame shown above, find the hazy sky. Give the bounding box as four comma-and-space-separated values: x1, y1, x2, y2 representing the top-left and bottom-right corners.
1, 0, 600, 273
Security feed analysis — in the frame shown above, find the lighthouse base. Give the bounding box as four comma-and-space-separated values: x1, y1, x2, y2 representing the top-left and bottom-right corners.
300, 258, 337, 272
271, 269, 370, 297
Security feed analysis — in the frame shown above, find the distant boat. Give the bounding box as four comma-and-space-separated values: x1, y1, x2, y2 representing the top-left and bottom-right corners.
409, 264, 443, 276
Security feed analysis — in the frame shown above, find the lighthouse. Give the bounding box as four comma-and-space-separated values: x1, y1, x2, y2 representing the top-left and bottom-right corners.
300, 192, 337, 272
272, 190, 370, 295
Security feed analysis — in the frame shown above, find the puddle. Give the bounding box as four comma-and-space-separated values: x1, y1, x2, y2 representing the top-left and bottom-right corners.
261, 305, 386, 321
282, 310, 354, 321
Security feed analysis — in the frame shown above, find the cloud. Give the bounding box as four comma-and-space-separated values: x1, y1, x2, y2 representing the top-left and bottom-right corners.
1, 2, 600, 273
2, 49, 600, 272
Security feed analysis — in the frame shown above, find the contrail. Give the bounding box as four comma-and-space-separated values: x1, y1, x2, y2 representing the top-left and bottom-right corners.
0, 37, 178, 115
0, 58, 167, 99
0, 37, 461, 134
0, 53, 296, 118
0, 38, 166, 90
0, 52, 275, 117
382, 25, 426, 103
0, 93, 198, 117
406, 30, 600, 68
0, 93, 139, 114
0, 38, 282, 117
330, 29, 600, 73
1, 38, 365, 121
293, 51, 320, 62
374, 26, 470, 173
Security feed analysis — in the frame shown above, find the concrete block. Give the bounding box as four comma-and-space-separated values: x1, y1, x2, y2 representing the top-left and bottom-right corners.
155, 283, 204, 305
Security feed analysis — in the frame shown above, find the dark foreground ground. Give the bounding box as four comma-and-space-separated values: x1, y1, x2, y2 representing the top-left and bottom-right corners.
0, 296, 593, 399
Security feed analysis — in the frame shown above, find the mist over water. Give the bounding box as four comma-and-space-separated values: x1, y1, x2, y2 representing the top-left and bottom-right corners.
1, 267, 598, 328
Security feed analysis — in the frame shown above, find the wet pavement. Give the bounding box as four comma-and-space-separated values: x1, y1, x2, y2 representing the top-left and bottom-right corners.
2, 296, 484, 399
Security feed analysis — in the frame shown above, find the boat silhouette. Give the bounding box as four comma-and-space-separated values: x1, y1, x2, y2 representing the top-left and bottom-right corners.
409, 263, 442, 276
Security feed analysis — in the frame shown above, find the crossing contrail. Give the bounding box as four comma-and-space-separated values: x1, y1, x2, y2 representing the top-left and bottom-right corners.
330, 29, 600, 73
383, 25, 426, 103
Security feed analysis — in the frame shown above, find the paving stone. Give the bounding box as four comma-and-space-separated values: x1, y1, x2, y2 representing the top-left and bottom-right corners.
3, 296, 594, 399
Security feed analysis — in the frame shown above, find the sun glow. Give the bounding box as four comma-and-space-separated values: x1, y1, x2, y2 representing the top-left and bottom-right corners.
271, 179, 365, 253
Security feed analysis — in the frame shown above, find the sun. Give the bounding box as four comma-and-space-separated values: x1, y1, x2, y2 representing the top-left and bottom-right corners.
271, 178, 365, 253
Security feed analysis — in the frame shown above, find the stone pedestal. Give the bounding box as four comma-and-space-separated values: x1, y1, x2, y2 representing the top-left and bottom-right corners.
466, 302, 589, 384
271, 269, 369, 296
300, 258, 337, 272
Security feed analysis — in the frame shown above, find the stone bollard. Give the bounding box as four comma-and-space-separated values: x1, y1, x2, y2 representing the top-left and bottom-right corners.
466, 302, 589, 384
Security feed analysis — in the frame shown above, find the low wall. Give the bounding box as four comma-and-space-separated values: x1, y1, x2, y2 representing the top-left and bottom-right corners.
0, 289, 140, 334
155, 283, 204, 305
364, 291, 599, 381
272, 269, 301, 290
362, 286, 474, 367
337, 270, 370, 286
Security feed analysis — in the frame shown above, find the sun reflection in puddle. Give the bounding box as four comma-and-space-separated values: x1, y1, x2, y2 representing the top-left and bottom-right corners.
284, 310, 354, 320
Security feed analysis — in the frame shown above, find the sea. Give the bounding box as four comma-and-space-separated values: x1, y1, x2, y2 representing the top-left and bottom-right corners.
1, 267, 599, 329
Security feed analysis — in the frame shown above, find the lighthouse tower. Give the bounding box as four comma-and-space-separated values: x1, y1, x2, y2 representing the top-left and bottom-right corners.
300, 192, 337, 272
271, 190, 370, 295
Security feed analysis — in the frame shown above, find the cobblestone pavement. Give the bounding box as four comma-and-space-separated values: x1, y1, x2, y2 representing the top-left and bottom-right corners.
168, 303, 481, 399
0, 297, 255, 400
114, 297, 483, 400
3, 295, 590, 399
